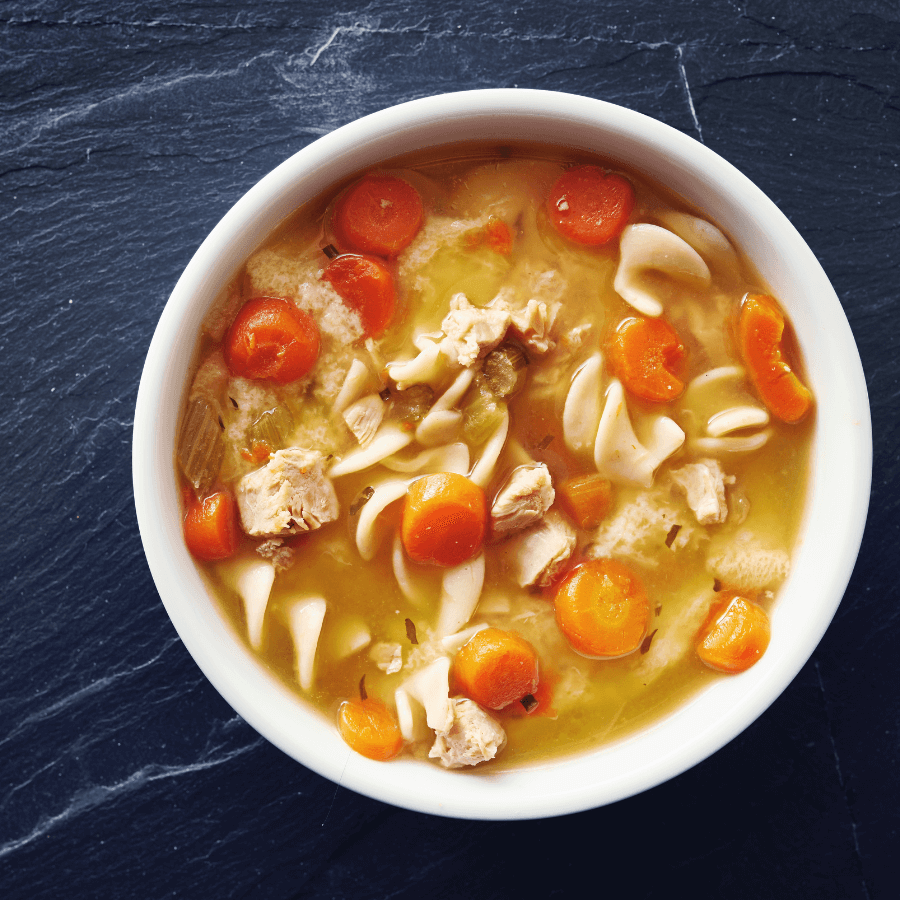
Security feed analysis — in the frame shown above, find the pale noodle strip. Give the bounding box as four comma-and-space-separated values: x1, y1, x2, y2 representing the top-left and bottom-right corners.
399, 657, 453, 732
415, 409, 462, 446
217, 557, 275, 650
707, 406, 769, 437
440, 622, 489, 654
435, 553, 486, 637
594, 380, 683, 487
563, 352, 604, 455
329, 424, 413, 477
333, 359, 373, 416
693, 430, 771, 454
381, 442, 470, 476
386, 338, 448, 389
614, 224, 711, 317
356, 480, 409, 561
655, 211, 738, 271
391, 530, 431, 608
469, 409, 510, 488
286, 596, 327, 692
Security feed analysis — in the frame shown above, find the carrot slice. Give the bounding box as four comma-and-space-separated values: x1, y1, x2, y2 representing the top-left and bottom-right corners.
451, 627, 540, 710
337, 697, 404, 761
554, 559, 650, 658
547, 165, 635, 246
333, 173, 424, 258
607, 316, 686, 402
401, 473, 486, 567
224, 296, 320, 384
321, 254, 396, 337
557, 474, 613, 529
183, 491, 239, 561
738, 293, 812, 423
696, 592, 771, 673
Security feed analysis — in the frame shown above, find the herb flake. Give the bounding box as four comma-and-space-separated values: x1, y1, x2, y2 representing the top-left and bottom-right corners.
640, 629, 659, 655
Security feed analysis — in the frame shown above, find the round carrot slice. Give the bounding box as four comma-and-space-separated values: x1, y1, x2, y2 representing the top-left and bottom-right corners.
224, 296, 320, 384
337, 697, 404, 761
547, 165, 635, 246
451, 627, 540, 710
554, 559, 650, 658
608, 315, 686, 402
333, 173, 424, 257
401, 473, 486, 568
738, 292, 812, 423
321, 254, 396, 337
696, 592, 771, 673
183, 491, 239, 561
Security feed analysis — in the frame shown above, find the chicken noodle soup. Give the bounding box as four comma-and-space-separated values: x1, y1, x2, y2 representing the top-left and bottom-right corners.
177, 144, 813, 768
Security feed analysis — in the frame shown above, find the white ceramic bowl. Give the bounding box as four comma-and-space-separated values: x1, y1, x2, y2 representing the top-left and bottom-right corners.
133, 89, 871, 820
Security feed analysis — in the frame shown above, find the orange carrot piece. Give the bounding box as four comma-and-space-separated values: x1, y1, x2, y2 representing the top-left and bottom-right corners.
547, 165, 635, 246
321, 254, 396, 337
401, 473, 486, 567
451, 627, 540, 710
464, 217, 513, 255
607, 316, 686, 402
557, 475, 613, 529
333, 173, 424, 258
738, 293, 812, 423
224, 296, 320, 385
337, 697, 404, 761
183, 491, 239, 561
554, 559, 650, 658
696, 592, 771, 673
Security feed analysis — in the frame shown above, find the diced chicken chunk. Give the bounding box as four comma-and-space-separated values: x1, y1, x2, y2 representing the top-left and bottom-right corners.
440, 294, 511, 366
670, 459, 733, 525
237, 448, 339, 537
490, 464, 555, 536
429, 698, 507, 768
503, 511, 576, 589
342, 393, 385, 447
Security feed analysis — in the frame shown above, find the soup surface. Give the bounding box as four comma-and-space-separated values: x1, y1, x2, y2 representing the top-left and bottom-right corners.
177, 144, 813, 769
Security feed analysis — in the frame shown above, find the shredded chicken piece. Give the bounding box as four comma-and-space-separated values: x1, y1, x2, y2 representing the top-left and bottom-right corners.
670, 459, 733, 525
342, 394, 385, 446
502, 511, 576, 588
440, 294, 511, 366
429, 698, 507, 768
490, 464, 555, 536
509, 297, 561, 355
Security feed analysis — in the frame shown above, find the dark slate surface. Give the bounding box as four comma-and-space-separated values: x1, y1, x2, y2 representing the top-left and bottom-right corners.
1, 1, 897, 897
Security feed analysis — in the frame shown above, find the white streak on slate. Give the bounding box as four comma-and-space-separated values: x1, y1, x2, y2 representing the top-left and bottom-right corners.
676, 44, 704, 143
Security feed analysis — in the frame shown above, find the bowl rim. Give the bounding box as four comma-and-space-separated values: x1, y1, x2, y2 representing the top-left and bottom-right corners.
133, 88, 872, 820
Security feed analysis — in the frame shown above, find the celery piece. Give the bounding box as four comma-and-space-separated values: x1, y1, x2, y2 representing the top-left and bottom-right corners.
249, 405, 295, 455
462, 380, 506, 446
177, 397, 225, 494
388, 383, 435, 426
483, 344, 528, 398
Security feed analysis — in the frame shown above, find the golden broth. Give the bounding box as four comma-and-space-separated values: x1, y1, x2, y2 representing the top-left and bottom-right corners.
180, 142, 812, 769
